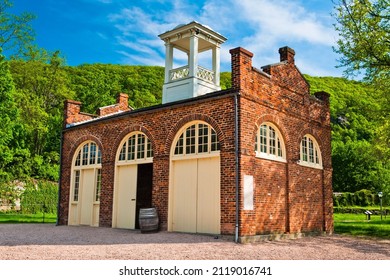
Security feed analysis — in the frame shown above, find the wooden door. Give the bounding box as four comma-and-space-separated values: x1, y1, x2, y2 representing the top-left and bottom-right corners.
115, 165, 137, 229
80, 169, 94, 225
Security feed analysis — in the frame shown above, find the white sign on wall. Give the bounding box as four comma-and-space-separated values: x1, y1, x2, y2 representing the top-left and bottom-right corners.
243, 174, 254, 210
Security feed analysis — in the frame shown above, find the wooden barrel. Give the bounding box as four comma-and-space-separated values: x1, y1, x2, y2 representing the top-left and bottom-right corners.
139, 207, 159, 233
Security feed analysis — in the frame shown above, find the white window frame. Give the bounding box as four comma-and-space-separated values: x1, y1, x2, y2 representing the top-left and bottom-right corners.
172, 121, 220, 160
255, 122, 286, 163
299, 134, 323, 169
116, 132, 153, 165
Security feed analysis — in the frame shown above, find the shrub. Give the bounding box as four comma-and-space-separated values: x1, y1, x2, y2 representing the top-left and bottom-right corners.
20, 180, 58, 214
333, 189, 385, 207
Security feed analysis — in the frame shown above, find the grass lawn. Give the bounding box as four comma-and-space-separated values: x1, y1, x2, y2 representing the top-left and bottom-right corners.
1, 212, 389, 239
0, 213, 57, 223
334, 213, 390, 239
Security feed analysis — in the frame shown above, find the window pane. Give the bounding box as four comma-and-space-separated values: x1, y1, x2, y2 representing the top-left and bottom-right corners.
175, 134, 184, 155
75, 150, 81, 166
198, 123, 209, 153
269, 126, 276, 155
308, 138, 314, 163
89, 143, 97, 165
119, 143, 126, 161
127, 135, 136, 160
137, 134, 145, 159
95, 169, 102, 202
73, 170, 80, 202
82, 144, 89, 165
301, 137, 308, 162
277, 138, 282, 157
185, 125, 196, 154
260, 125, 267, 153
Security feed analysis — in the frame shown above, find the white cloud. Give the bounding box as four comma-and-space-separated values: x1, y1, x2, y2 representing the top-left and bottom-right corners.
107, 0, 339, 75
236, 0, 335, 45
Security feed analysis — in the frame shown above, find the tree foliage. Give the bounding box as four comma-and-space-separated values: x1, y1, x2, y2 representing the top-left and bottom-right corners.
0, 0, 36, 58
333, 0, 390, 89
65, 64, 164, 113
0, 49, 26, 182
306, 75, 390, 196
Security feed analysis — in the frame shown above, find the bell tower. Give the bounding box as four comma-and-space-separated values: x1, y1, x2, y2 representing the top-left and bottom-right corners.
159, 21, 227, 104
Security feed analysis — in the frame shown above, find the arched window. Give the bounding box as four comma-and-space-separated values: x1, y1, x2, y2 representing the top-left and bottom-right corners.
173, 122, 219, 156
117, 132, 153, 163
255, 123, 286, 162
300, 135, 322, 168
74, 142, 102, 167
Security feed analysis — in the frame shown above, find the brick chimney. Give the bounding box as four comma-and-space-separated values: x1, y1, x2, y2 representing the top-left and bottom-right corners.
117, 93, 129, 111
279, 46, 295, 64
97, 93, 130, 117
63, 100, 82, 127
63, 100, 94, 128
229, 47, 254, 90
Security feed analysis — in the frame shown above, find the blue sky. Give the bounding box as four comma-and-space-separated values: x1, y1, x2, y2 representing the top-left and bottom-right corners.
11, 0, 343, 77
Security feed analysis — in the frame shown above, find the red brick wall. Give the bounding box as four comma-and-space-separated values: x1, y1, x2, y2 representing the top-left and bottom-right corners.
233, 46, 333, 236
59, 45, 333, 239
58, 94, 238, 234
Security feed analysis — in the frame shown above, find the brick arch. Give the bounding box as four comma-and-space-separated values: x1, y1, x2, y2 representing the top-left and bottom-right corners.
67, 134, 103, 165
108, 124, 155, 163
254, 114, 291, 158
163, 113, 225, 155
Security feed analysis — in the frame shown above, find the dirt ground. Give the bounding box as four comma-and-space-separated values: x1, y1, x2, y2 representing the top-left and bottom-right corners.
0, 224, 389, 260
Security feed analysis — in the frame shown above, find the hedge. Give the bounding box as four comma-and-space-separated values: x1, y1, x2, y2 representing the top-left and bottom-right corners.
332, 189, 385, 207
20, 180, 58, 214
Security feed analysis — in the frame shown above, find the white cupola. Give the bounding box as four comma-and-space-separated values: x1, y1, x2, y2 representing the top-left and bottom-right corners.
158, 21, 227, 104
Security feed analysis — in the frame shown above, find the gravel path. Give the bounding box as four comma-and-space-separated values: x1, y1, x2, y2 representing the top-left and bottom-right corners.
0, 224, 389, 260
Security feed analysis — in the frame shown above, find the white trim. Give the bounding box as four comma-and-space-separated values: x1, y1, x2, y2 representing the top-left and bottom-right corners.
255, 122, 286, 162
115, 132, 154, 164
255, 151, 287, 163
298, 160, 323, 170
172, 151, 220, 161
171, 121, 220, 157
298, 134, 323, 169
116, 158, 153, 166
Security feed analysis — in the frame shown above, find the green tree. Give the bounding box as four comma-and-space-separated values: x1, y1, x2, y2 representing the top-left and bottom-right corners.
306, 75, 390, 195
333, 0, 390, 198
333, 0, 390, 87
9, 51, 73, 180
0, 50, 17, 182
65, 64, 164, 113
0, 0, 36, 58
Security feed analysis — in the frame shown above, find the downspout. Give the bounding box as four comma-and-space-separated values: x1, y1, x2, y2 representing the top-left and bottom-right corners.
234, 93, 240, 243
56, 130, 64, 226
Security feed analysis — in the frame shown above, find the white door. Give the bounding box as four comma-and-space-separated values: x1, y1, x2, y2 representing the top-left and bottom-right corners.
115, 165, 138, 229
172, 159, 197, 232
197, 157, 220, 234
171, 156, 220, 234
80, 169, 95, 225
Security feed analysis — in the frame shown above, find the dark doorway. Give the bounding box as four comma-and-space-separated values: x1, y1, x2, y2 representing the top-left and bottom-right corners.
135, 163, 153, 229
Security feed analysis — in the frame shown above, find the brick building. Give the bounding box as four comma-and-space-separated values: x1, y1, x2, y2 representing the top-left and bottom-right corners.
58, 22, 333, 242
